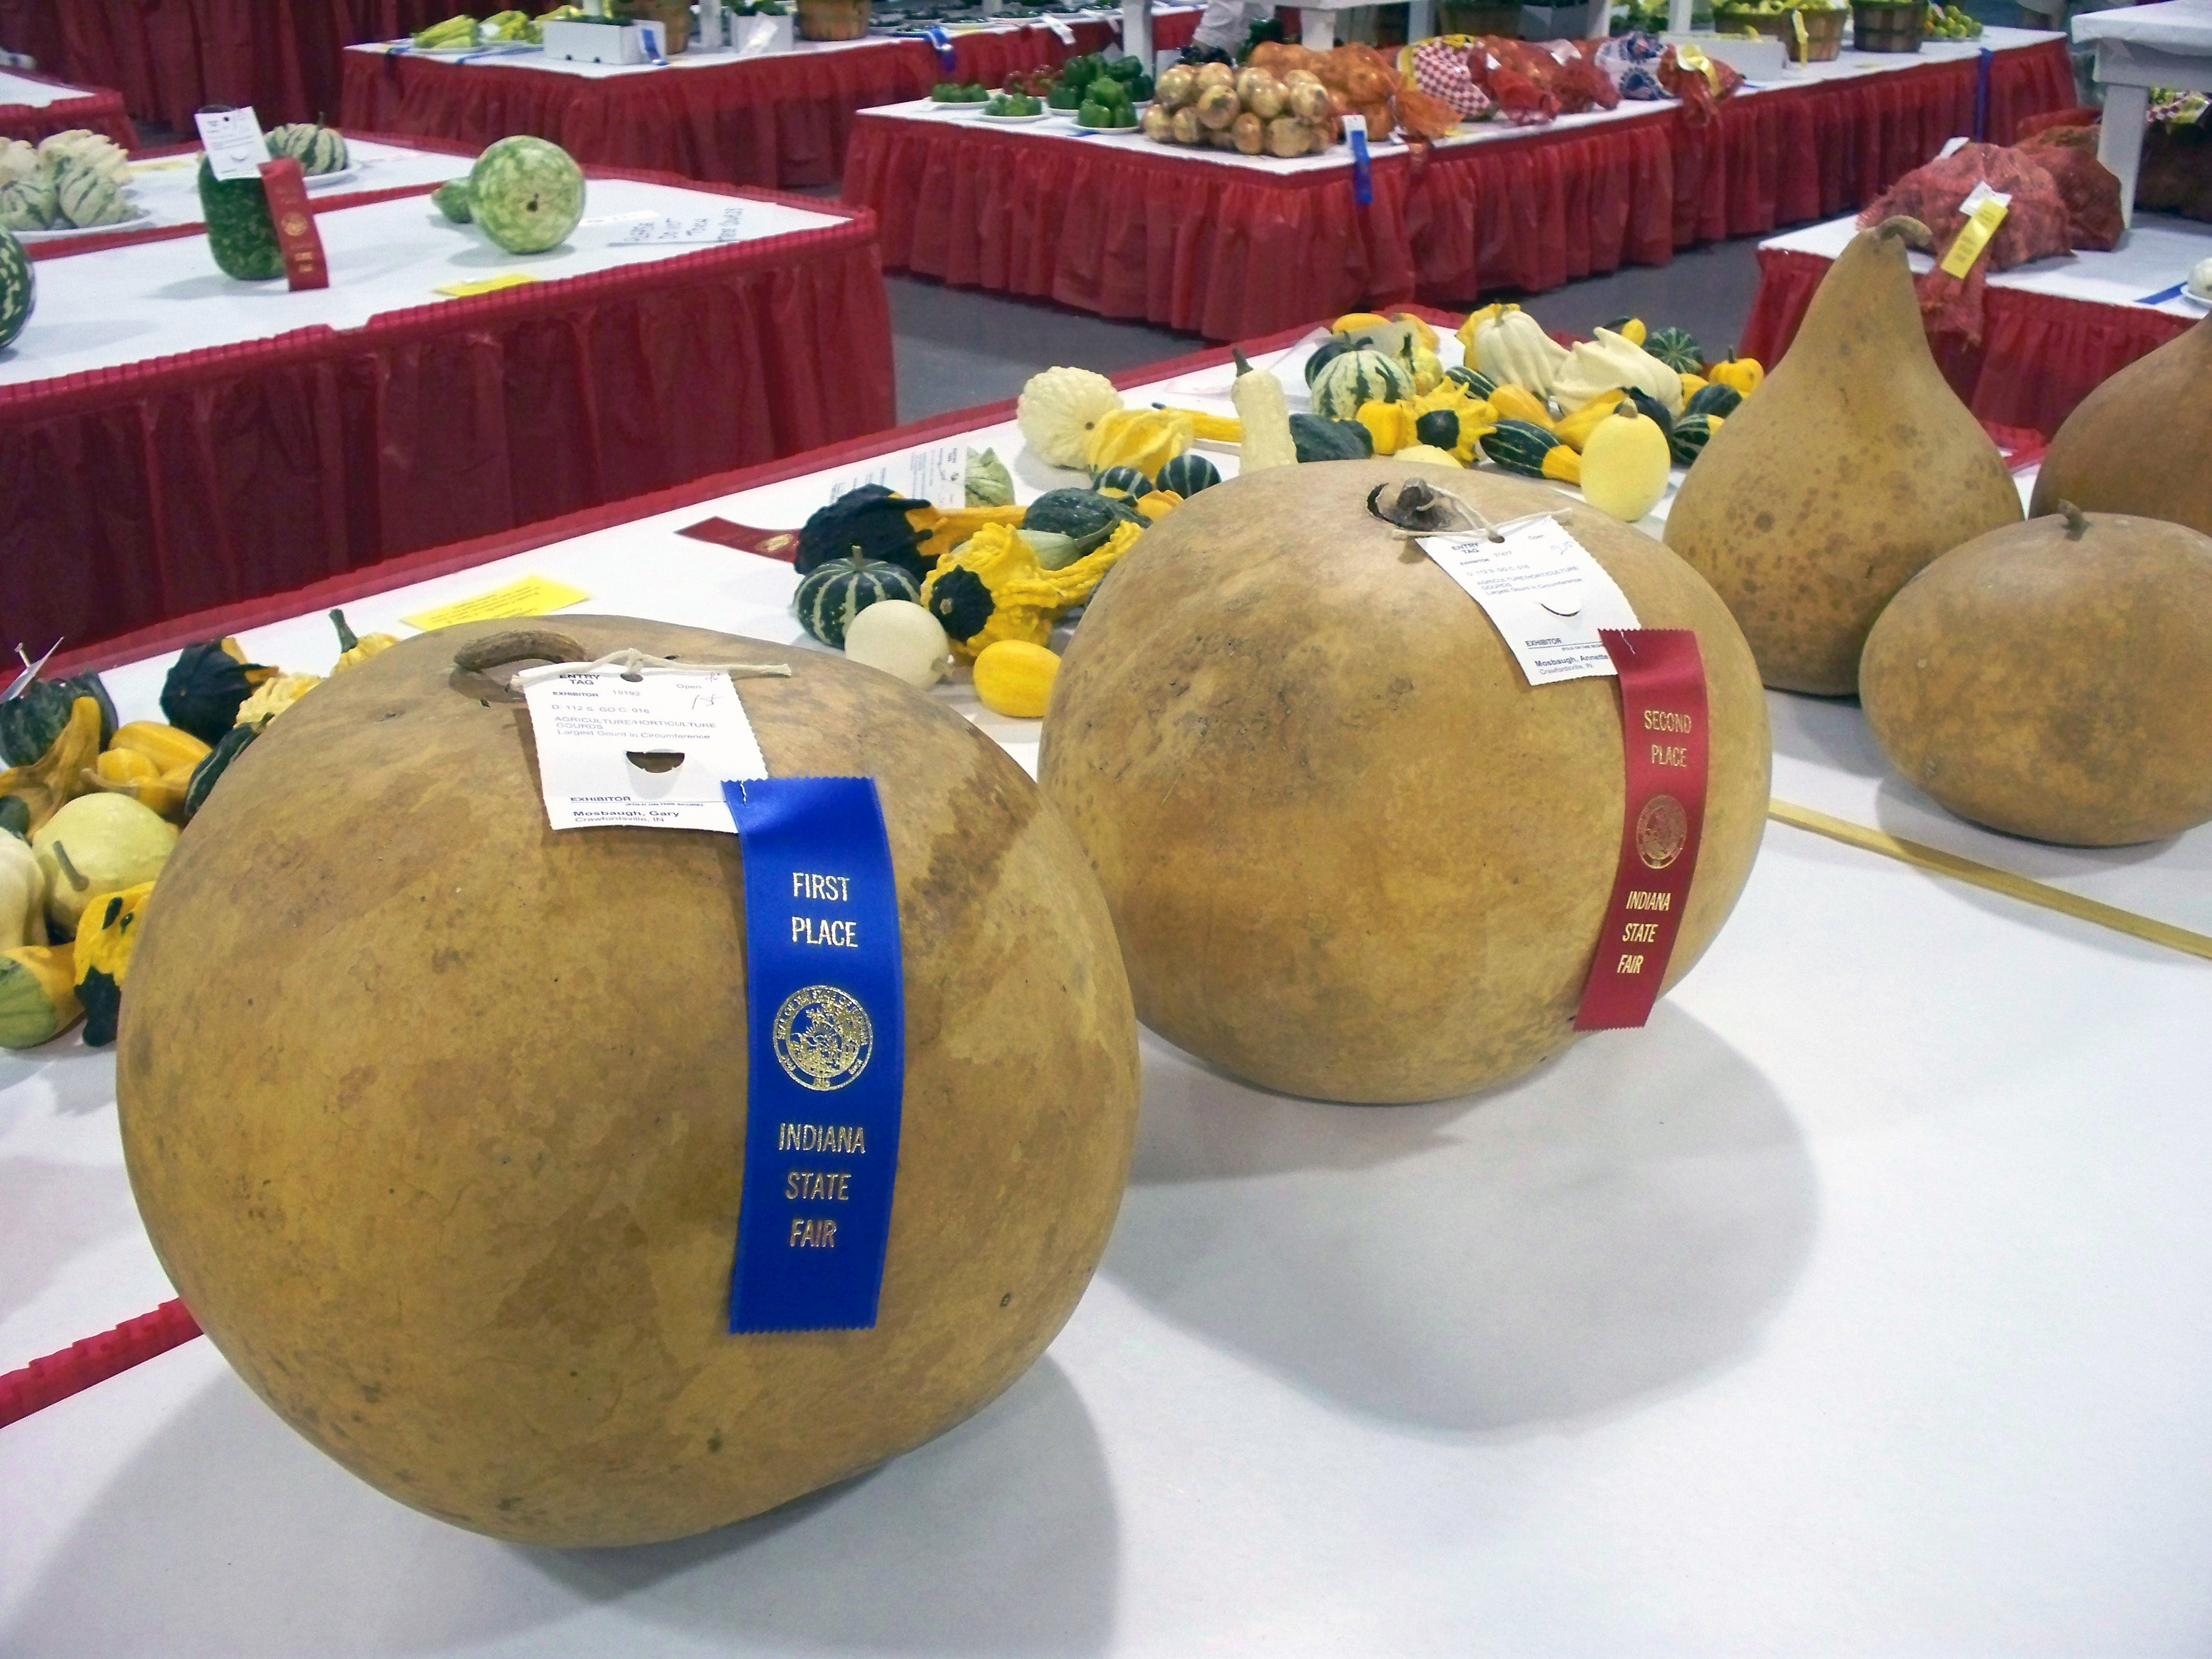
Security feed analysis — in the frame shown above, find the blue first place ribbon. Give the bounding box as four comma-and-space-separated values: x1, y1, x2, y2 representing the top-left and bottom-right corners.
926, 24, 956, 73
1349, 121, 1373, 207
722, 776, 906, 1334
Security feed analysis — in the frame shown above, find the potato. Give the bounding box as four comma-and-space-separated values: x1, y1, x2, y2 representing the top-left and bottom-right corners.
1038, 461, 1770, 1105
120, 619, 1139, 1545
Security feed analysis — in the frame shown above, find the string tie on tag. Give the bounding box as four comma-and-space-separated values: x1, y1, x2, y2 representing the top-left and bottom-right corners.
507, 649, 793, 690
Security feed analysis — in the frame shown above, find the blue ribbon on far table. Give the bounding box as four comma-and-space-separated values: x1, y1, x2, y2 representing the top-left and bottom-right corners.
722, 775, 906, 1335
1972, 46, 1991, 142
2137, 281, 2190, 305
1349, 121, 1373, 207
926, 24, 957, 72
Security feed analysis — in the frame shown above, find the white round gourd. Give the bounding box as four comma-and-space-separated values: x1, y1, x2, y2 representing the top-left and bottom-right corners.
843, 598, 951, 688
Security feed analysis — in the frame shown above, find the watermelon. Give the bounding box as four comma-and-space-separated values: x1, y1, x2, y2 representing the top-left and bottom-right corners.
55, 156, 130, 228
467, 137, 585, 254
198, 160, 284, 281
0, 226, 32, 349
0, 173, 53, 233
268, 124, 350, 177
431, 179, 473, 224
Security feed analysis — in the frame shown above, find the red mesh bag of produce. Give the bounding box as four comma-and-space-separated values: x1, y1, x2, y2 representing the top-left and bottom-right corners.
1408, 38, 1494, 120
1472, 38, 1562, 124
1552, 42, 1621, 114
2018, 127, 2124, 250
1394, 83, 1465, 140
1858, 143, 2072, 346
1657, 45, 1742, 126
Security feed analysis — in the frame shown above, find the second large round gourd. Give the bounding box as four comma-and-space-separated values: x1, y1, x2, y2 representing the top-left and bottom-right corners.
1038, 460, 1772, 1105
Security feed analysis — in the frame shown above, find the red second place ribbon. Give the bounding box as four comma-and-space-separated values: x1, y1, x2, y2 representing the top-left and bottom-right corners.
257, 156, 329, 293
1575, 627, 1710, 1032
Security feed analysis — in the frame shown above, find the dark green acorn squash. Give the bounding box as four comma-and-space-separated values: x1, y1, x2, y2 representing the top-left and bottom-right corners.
1684, 381, 1743, 421
797, 486, 931, 580
1288, 414, 1373, 463
161, 641, 275, 745
1024, 488, 1145, 554
794, 551, 922, 650
0, 668, 116, 765
183, 719, 261, 823
1155, 453, 1220, 497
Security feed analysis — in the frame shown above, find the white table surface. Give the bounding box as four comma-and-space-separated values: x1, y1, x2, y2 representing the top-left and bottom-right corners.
2071, 0, 2212, 52
0, 69, 92, 109
6, 330, 2210, 1658
345, 8, 1198, 81
101, 137, 476, 237
860, 27, 2066, 177
0, 176, 844, 389
1763, 207, 2212, 315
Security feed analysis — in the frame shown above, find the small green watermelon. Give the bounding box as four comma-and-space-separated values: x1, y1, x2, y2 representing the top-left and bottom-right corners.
0, 226, 33, 349
467, 137, 585, 254
431, 178, 473, 224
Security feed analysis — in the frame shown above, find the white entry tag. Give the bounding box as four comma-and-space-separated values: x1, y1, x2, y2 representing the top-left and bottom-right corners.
827, 440, 966, 511
1047, 17, 1077, 43
1420, 517, 1641, 686
196, 108, 273, 181
522, 667, 767, 832
610, 204, 747, 245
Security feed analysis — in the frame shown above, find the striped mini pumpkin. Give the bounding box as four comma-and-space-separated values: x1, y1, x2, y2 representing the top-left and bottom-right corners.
1309, 349, 1414, 421
796, 552, 922, 650
1092, 464, 1152, 497
268, 123, 351, 177
1155, 452, 1220, 497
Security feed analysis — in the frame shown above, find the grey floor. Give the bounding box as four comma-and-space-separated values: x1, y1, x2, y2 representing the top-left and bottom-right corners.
880, 237, 1771, 423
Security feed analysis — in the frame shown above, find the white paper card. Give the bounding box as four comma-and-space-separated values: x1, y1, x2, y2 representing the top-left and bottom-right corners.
1341, 113, 1368, 139
826, 441, 967, 511
196, 108, 272, 182
1937, 135, 1969, 158
1420, 518, 1640, 686
610, 205, 747, 246
522, 667, 767, 833
1957, 180, 2012, 213
1047, 18, 1077, 42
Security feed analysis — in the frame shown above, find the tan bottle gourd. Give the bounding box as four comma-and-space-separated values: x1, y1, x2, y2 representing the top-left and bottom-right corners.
2030, 316, 2212, 538
1663, 216, 2021, 696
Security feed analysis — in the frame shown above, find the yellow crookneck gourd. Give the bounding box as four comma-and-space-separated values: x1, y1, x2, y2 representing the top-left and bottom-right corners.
328, 609, 399, 673
1552, 389, 1630, 452
1083, 407, 1195, 478
919, 519, 1141, 663
908, 503, 1028, 565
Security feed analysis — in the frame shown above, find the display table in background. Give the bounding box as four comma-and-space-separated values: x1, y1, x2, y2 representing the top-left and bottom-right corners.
339, 8, 1200, 191
2073, 0, 2212, 227
0, 167, 892, 656
6, 320, 2210, 1659
0, 0, 491, 132
1742, 209, 2208, 433
0, 65, 134, 148
843, 29, 2075, 338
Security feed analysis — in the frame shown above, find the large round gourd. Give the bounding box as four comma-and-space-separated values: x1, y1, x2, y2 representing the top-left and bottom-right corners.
2028, 316, 2212, 538
118, 617, 1139, 1547
1860, 506, 2212, 845
468, 136, 585, 254
1038, 460, 1771, 1105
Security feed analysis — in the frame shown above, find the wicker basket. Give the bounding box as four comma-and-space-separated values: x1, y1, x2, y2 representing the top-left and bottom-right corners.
797, 0, 869, 40
1712, 6, 1847, 61
638, 0, 691, 52
1851, 1, 1922, 50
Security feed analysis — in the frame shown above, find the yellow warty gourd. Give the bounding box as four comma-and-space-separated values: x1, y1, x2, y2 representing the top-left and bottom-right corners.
971, 641, 1061, 719
1084, 407, 1194, 477
920, 520, 1141, 662
1355, 399, 1419, 456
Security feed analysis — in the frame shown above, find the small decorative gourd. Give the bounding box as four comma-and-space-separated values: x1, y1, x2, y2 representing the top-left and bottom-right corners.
1018, 367, 1124, 469
1550, 328, 1686, 416
1084, 407, 1192, 477
1644, 326, 1704, 374
267, 123, 350, 177
54, 156, 130, 228
971, 641, 1061, 719
1155, 453, 1220, 497
1310, 349, 1415, 421
1469, 307, 1568, 396
1092, 465, 1153, 497
794, 549, 923, 649
1579, 405, 1671, 522
842, 598, 950, 688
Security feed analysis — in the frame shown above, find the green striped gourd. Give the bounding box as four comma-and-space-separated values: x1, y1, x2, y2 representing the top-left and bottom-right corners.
1479, 419, 1564, 479
1684, 381, 1742, 421
1644, 326, 1703, 374
1309, 349, 1414, 421
0, 226, 33, 349
268, 124, 351, 177
1669, 413, 1721, 468
796, 552, 922, 650
468, 136, 585, 254
1092, 465, 1151, 497
55, 157, 130, 228
1444, 365, 1496, 400
1155, 453, 1220, 497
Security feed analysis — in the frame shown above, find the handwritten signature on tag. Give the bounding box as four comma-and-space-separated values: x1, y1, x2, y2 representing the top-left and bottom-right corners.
613, 206, 748, 246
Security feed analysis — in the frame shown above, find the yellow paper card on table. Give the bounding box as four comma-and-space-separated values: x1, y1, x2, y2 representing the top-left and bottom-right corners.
1938, 198, 2009, 279
435, 273, 541, 299
402, 574, 590, 632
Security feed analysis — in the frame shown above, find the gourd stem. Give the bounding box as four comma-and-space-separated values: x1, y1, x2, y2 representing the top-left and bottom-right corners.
1873, 215, 1932, 250
328, 608, 359, 652
52, 842, 85, 891
1231, 348, 1253, 377
2057, 499, 2089, 540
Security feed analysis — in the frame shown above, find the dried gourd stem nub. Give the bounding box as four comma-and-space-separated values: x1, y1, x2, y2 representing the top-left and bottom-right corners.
2057, 499, 2089, 540
1874, 214, 1933, 251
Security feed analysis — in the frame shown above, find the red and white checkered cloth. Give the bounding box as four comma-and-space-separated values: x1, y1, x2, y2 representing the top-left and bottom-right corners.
1408, 39, 1495, 120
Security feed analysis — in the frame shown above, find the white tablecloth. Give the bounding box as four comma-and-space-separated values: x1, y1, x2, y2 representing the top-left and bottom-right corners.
6, 330, 2210, 1659
2072, 0, 2212, 54
1762, 208, 2212, 315
860, 27, 2067, 179
0, 177, 844, 389
0, 69, 87, 110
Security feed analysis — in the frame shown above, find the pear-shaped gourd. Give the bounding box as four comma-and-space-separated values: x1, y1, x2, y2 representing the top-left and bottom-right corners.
2028, 317, 2212, 538
1861, 504, 2212, 846
1663, 217, 2021, 696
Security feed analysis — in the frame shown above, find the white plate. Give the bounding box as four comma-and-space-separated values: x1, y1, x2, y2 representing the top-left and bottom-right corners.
2180, 285, 2211, 309
405, 39, 541, 56
14, 206, 152, 241
1072, 119, 1146, 135
977, 109, 1052, 122
924, 98, 990, 111
302, 166, 360, 191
